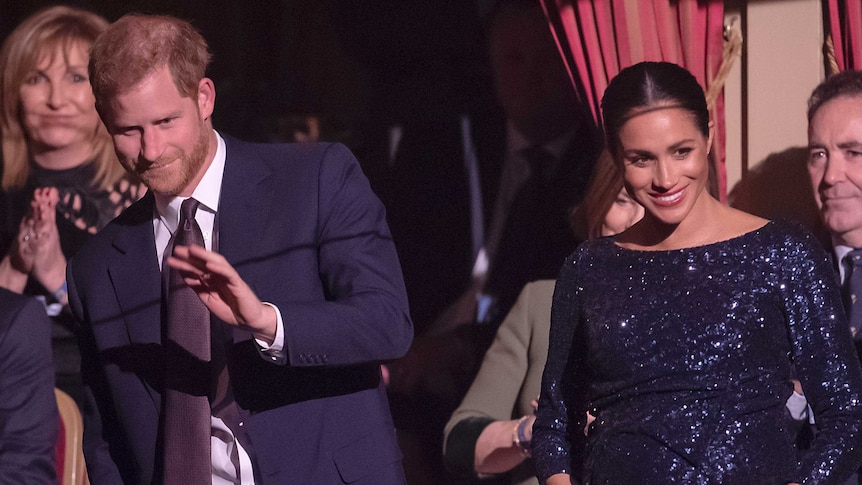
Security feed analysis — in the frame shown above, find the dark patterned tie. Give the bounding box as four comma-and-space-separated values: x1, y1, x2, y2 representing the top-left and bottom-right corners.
520, 145, 555, 184
163, 198, 211, 483
842, 249, 862, 341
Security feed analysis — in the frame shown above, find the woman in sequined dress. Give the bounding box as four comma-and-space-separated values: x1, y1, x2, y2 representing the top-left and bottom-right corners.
532, 62, 862, 485
0, 6, 144, 415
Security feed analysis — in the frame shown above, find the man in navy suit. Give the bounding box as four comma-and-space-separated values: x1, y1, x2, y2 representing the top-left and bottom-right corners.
0, 288, 57, 484
807, 70, 862, 485
807, 71, 862, 359
67, 14, 412, 484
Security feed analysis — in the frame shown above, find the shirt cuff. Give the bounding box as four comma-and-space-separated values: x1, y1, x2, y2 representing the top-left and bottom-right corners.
255, 302, 286, 365
785, 391, 809, 421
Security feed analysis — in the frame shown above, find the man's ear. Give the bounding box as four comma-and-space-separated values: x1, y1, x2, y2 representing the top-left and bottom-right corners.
197, 77, 216, 120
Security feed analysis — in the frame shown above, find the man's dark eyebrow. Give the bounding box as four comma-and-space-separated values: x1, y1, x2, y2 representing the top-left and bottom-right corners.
837, 141, 862, 150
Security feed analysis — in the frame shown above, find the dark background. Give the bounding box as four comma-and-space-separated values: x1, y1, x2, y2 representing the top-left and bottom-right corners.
0, 1, 500, 146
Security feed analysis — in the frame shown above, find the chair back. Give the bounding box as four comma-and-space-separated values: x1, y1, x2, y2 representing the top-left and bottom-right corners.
54, 388, 88, 485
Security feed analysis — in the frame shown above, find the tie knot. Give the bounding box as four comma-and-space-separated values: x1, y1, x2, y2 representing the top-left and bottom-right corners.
181, 197, 200, 222
842, 250, 862, 286
844, 249, 862, 268
519, 145, 555, 180
175, 198, 204, 247
520, 145, 554, 169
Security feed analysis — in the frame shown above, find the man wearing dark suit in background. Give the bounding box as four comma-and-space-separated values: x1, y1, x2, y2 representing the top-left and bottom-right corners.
431, 0, 601, 334
383, 2, 600, 483
67, 14, 412, 484
0, 288, 57, 484
806, 70, 862, 485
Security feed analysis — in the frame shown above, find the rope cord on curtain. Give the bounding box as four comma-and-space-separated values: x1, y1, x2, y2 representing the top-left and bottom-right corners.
825, 35, 841, 77
705, 19, 743, 115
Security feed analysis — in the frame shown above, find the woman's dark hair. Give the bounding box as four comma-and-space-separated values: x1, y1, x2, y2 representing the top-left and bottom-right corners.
601, 62, 709, 157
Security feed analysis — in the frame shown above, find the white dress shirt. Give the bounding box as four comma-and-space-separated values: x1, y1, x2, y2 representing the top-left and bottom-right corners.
153, 131, 286, 484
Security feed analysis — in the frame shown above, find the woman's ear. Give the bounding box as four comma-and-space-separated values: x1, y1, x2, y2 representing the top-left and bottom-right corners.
706, 120, 715, 155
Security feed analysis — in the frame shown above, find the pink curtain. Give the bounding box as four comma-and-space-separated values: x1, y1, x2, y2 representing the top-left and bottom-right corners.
539, 0, 728, 200
826, 0, 862, 73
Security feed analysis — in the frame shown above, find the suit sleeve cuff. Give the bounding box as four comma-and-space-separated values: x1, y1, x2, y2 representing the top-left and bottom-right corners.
785, 391, 809, 421
255, 302, 286, 365
443, 416, 494, 479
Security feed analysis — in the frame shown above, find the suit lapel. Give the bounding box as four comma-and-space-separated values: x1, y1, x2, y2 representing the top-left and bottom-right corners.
217, 137, 277, 272
108, 193, 162, 345
106, 194, 163, 410
214, 138, 278, 344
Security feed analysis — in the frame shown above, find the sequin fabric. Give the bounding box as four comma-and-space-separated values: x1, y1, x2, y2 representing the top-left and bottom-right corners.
532, 220, 862, 484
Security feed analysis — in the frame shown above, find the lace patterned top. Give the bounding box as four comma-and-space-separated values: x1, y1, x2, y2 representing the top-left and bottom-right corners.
532, 219, 862, 484
0, 162, 143, 385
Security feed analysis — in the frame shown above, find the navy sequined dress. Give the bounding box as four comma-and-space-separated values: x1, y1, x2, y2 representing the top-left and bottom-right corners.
532, 220, 862, 484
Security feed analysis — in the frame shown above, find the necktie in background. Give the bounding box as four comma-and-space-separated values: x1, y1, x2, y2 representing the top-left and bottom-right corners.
163, 198, 211, 483
842, 249, 862, 341
483, 146, 555, 324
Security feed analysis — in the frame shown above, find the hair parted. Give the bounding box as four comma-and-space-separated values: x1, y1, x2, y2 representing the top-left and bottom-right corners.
89, 14, 212, 112
0, 5, 121, 190
600, 62, 709, 159
807, 70, 862, 121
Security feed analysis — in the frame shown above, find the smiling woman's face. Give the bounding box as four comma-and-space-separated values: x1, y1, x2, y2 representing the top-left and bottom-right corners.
19, 41, 100, 159
618, 107, 712, 227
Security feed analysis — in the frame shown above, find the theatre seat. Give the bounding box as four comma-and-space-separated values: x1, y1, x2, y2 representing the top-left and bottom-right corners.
55, 389, 88, 485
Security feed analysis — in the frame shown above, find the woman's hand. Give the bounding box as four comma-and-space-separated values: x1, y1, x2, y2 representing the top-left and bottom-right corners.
473, 415, 535, 476
29, 188, 67, 293
9, 216, 37, 275
0, 216, 37, 292
546, 473, 573, 485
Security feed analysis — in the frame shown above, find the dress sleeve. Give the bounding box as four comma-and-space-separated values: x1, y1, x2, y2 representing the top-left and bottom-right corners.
532, 252, 589, 481
781, 226, 862, 483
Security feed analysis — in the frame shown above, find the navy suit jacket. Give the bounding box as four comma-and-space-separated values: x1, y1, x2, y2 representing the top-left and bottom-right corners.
67, 137, 413, 484
0, 288, 58, 484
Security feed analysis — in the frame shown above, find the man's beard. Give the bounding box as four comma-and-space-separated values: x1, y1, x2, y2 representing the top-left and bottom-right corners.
127, 123, 210, 197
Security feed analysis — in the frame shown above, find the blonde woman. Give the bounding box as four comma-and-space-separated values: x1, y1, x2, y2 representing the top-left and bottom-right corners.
0, 6, 143, 414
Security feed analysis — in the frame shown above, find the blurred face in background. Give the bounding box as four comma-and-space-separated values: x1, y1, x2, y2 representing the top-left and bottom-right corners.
602, 188, 644, 236
489, 4, 580, 144
18, 40, 100, 165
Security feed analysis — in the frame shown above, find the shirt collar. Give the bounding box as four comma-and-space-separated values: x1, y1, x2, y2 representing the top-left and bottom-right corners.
507, 122, 574, 161
154, 130, 226, 232
835, 244, 856, 282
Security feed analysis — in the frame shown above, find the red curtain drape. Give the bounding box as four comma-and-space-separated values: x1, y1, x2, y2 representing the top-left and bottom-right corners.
826, 0, 862, 73
539, 0, 729, 200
